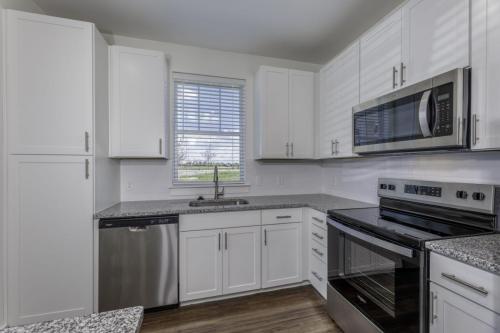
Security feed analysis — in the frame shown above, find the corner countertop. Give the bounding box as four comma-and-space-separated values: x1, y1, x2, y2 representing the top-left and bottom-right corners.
0, 306, 143, 333
426, 233, 500, 275
94, 194, 375, 219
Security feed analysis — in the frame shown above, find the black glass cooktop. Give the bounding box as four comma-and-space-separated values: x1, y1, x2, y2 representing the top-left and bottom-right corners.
327, 205, 494, 250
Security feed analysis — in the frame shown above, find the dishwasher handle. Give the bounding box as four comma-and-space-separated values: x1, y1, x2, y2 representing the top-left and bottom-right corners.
99, 215, 179, 229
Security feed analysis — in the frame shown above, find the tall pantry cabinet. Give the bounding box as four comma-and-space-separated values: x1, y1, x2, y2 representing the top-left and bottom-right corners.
3, 10, 119, 326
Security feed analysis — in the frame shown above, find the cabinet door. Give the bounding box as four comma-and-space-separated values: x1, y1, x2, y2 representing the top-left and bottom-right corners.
402, 0, 470, 85
7, 155, 93, 325
318, 62, 337, 158
262, 223, 302, 288
180, 229, 222, 301
429, 282, 500, 333
256, 66, 290, 158
471, 0, 500, 150
109, 46, 167, 158
289, 70, 314, 159
360, 9, 403, 102
6, 10, 93, 155
330, 42, 360, 158
222, 226, 261, 294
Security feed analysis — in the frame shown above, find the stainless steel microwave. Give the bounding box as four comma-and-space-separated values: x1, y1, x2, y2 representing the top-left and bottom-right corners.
352, 68, 470, 154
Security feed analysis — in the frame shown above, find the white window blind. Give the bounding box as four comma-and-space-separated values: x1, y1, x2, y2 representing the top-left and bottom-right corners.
173, 73, 245, 185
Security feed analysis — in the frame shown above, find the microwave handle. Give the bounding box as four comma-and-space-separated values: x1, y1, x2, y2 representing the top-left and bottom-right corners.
418, 90, 433, 137
329, 219, 414, 258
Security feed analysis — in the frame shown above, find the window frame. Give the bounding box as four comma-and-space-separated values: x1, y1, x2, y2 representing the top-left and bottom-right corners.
172, 72, 246, 186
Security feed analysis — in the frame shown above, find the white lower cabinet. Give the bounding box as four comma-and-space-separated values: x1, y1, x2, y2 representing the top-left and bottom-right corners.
7, 155, 94, 325
262, 223, 302, 288
180, 225, 261, 302
429, 282, 500, 333
179, 229, 223, 301
222, 226, 261, 294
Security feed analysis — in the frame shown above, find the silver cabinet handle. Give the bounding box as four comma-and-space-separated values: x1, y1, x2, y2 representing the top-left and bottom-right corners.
276, 215, 292, 219
312, 271, 323, 282
472, 114, 479, 146
159, 138, 163, 155
128, 226, 149, 232
400, 62, 406, 86
441, 273, 489, 295
331, 140, 334, 156
84, 131, 90, 152
264, 229, 267, 246
286, 142, 289, 157
392, 66, 398, 89
225, 232, 228, 250
312, 248, 324, 257
312, 232, 324, 240
430, 291, 437, 324
335, 139, 339, 155
312, 217, 324, 224
85, 159, 90, 179
290, 142, 294, 157
218, 233, 221, 251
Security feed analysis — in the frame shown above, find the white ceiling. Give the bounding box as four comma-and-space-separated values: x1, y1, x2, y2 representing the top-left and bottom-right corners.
33, 0, 404, 64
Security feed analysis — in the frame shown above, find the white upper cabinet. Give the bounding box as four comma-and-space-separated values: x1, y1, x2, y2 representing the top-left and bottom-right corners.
318, 42, 359, 159
255, 66, 314, 159
360, 9, 403, 103
470, 0, 500, 150
402, 0, 470, 86
7, 155, 94, 325
6, 10, 94, 155
109, 46, 167, 158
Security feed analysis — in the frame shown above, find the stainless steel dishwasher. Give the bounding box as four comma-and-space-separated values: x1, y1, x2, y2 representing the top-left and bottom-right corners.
98, 215, 178, 312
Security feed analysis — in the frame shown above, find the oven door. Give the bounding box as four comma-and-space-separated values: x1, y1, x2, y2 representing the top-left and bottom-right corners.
352, 68, 468, 154
328, 219, 421, 333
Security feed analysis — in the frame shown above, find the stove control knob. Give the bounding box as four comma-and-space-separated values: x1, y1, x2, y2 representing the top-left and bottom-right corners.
380, 184, 387, 190
472, 192, 486, 201
456, 190, 468, 199
388, 184, 396, 191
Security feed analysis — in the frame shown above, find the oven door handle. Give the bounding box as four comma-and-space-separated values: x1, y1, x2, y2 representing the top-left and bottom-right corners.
329, 220, 414, 258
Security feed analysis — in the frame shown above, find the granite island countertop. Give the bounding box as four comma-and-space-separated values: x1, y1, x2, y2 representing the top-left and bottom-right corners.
0, 306, 143, 333
95, 194, 375, 219
426, 233, 500, 275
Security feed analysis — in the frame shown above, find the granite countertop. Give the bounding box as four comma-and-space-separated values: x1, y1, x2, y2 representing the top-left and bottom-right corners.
95, 194, 375, 219
426, 233, 500, 275
1, 307, 143, 333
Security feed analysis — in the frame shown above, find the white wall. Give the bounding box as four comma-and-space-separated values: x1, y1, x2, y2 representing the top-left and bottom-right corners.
0, 1, 44, 327
104, 34, 323, 201
321, 151, 500, 204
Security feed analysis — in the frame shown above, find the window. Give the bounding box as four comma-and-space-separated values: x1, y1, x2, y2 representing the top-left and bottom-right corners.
173, 73, 245, 185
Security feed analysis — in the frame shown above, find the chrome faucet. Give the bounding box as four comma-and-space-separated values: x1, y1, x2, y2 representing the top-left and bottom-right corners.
213, 165, 224, 200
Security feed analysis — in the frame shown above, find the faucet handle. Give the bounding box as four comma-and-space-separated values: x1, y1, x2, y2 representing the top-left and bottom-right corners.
220, 186, 225, 197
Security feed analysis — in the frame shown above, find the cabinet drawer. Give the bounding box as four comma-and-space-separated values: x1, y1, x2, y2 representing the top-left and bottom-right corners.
430, 252, 500, 314
309, 209, 327, 230
180, 211, 261, 231
310, 223, 327, 248
262, 208, 302, 225
310, 253, 327, 298
311, 242, 327, 264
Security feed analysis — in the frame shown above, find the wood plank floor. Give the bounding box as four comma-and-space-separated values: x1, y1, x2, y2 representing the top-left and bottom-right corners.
140, 286, 342, 333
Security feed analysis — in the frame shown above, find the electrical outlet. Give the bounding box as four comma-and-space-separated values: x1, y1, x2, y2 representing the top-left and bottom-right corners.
276, 175, 285, 186
127, 182, 133, 190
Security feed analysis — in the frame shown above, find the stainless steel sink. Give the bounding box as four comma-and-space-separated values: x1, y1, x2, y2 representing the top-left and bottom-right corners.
188, 198, 249, 207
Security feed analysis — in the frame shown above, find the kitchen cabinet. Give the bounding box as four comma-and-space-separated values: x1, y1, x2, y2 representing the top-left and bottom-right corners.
360, 9, 403, 103
262, 222, 302, 288
318, 42, 359, 159
470, 0, 500, 150
5, 10, 94, 155
222, 226, 261, 294
255, 66, 314, 159
180, 229, 223, 301
109, 46, 168, 158
7, 155, 94, 325
401, 0, 470, 86
429, 282, 500, 333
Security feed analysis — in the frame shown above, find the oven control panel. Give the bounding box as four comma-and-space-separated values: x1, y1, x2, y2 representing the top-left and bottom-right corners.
378, 178, 497, 214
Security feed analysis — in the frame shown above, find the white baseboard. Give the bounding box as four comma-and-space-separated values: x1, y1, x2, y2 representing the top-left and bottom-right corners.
181, 281, 311, 307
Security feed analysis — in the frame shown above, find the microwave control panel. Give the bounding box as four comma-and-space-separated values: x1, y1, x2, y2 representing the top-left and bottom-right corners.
433, 82, 454, 137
